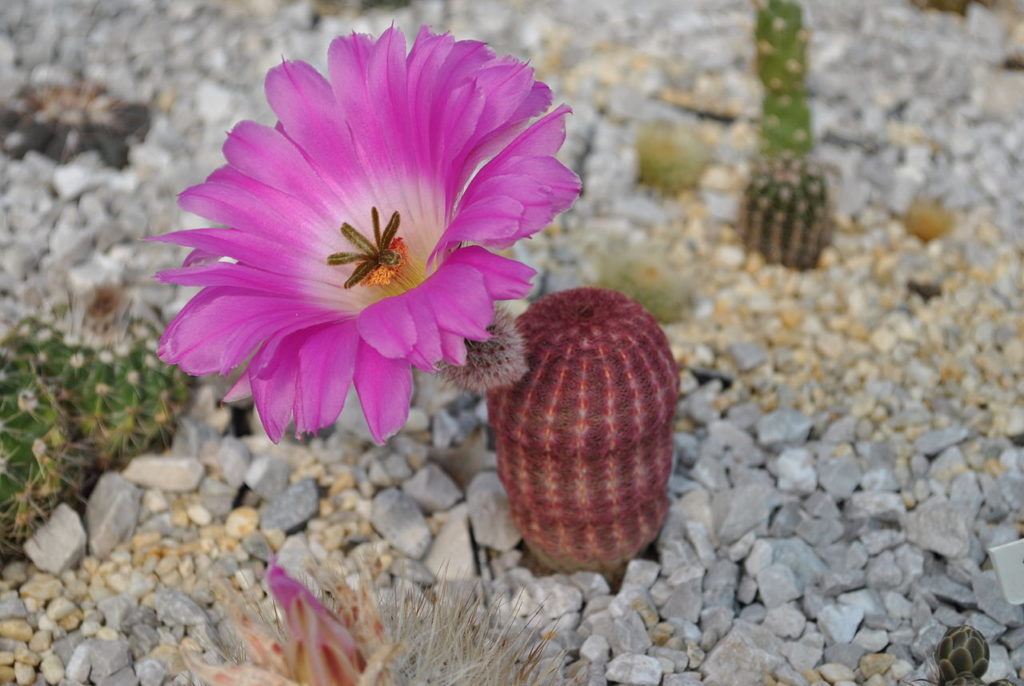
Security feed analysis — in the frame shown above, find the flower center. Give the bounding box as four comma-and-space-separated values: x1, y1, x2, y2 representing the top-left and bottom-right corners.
326, 207, 425, 294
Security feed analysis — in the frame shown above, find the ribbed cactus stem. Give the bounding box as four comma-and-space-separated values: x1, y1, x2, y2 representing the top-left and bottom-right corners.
739, 154, 832, 270
487, 288, 679, 576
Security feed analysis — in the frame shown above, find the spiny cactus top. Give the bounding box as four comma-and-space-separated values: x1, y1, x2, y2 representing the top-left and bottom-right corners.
936, 625, 990, 683
153, 26, 580, 445
488, 288, 679, 575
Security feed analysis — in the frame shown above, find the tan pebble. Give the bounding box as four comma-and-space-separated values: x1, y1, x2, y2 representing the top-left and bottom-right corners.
79, 620, 100, 637
27, 630, 50, 653
264, 528, 285, 551
13, 662, 33, 686
94, 627, 119, 641
142, 488, 169, 513
0, 620, 33, 643
39, 654, 63, 685
56, 612, 81, 631
19, 575, 62, 601
186, 504, 212, 526
131, 531, 162, 551
224, 508, 259, 539
170, 508, 190, 528
147, 644, 184, 673
328, 467, 356, 496
0, 652, 12, 666
13, 648, 38, 667
864, 674, 887, 686
818, 662, 855, 683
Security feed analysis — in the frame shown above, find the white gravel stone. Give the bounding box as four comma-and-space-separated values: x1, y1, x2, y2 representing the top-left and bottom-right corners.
604, 654, 662, 685
906, 499, 972, 558
24, 503, 86, 575
121, 455, 204, 492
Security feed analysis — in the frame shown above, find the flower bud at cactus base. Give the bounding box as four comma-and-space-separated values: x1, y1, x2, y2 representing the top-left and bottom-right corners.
487, 288, 679, 577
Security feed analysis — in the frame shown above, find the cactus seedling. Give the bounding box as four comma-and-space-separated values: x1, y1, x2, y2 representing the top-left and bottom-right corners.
592, 241, 694, 324
738, 154, 832, 270
487, 288, 679, 576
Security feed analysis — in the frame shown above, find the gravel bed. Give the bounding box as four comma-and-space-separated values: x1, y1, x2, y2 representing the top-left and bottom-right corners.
2, 1, 1024, 685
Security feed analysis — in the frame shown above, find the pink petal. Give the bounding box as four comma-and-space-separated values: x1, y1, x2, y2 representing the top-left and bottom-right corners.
356, 295, 418, 359
353, 342, 413, 443
444, 246, 536, 300
222, 120, 340, 218
294, 322, 359, 435
159, 288, 340, 376
249, 336, 301, 443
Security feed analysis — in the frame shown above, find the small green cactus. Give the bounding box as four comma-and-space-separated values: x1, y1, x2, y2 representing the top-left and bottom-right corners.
635, 120, 712, 194
0, 336, 84, 556
754, 0, 812, 157
0, 290, 189, 554
592, 241, 694, 324
936, 625, 990, 683
738, 154, 832, 270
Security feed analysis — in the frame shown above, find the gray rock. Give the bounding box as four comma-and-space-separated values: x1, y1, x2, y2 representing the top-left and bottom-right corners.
727, 342, 767, 372
973, 570, 1024, 627
605, 654, 662, 685
260, 478, 320, 534
914, 426, 969, 456
845, 492, 906, 522
819, 457, 862, 499
424, 504, 475, 580
817, 603, 864, 644
756, 409, 813, 447
24, 503, 87, 574
402, 463, 462, 513
757, 564, 801, 609
701, 621, 785, 686
0, 598, 26, 620
581, 634, 610, 664
97, 665, 139, 686
86, 473, 141, 559
371, 488, 432, 559
622, 560, 661, 589
763, 604, 806, 639
153, 590, 209, 626
244, 454, 292, 500
529, 577, 584, 620
121, 455, 204, 491
467, 471, 521, 551
215, 437, 251, 488
88, 639, 131, 680
662, 565, 704, 623
712, 483, 779, 545
134, 659, 168, 686
906, 499, 971, 558
98, 594, 137, 632
774, 448, 817, 494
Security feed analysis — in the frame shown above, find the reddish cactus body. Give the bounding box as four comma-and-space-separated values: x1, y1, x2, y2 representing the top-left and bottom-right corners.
487, 288, 679, 575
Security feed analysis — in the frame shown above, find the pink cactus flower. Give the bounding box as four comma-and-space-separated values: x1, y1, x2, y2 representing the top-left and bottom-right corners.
154, 26, 580, 443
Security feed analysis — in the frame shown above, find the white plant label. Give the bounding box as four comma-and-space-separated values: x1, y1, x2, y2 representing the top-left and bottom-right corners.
989, 539, 1024, 605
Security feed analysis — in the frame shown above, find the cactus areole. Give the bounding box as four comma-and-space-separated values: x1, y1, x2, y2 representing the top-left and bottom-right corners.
487, 288, 679, 576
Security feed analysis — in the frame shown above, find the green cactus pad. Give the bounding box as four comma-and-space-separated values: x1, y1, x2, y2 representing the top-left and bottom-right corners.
738, 154, 833, 270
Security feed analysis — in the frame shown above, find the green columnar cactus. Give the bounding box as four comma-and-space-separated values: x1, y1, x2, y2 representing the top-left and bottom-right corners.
755, 0, 811, 157
936, 625, 990, 683
741, 0, 833, 269
0, 335, 83, 556
738, 154, 832, 270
